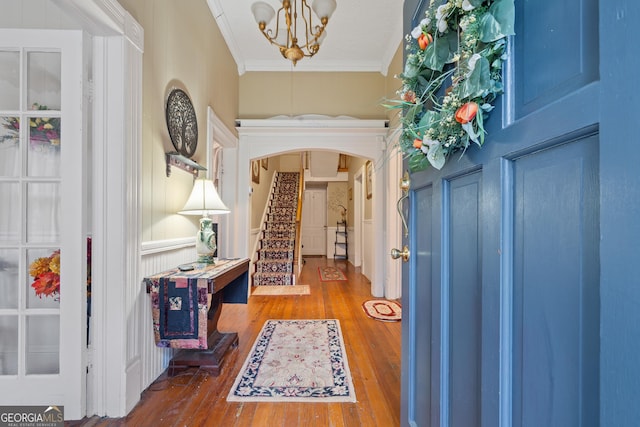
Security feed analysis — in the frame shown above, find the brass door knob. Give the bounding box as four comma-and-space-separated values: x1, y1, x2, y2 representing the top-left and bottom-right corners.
390, 246, 410, 262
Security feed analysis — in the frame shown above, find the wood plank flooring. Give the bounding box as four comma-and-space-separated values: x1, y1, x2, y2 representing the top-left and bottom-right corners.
70, 257, 401, 426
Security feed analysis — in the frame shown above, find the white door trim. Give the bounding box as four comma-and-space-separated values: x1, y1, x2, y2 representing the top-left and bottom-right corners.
353, 169, 363, 267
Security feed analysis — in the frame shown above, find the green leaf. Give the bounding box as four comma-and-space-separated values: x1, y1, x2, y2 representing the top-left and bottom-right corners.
403, 103, 422, 125
422, 32, 458, 71
461, 122, 479, 144
479, 0, 515, 42
476, 109, 486, 145
461, 57, 491, 99
404, 57, 421, 79
427, 143, 446, 170
408, 151, 430, 172
418, 110, 439, 132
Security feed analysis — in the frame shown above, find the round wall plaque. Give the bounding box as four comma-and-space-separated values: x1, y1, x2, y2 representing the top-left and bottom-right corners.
165, 88, 198, 157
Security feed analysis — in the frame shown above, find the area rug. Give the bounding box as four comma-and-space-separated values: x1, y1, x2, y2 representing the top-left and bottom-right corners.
318, 266, 347, 281
362, 299, 402, 322
252, 285, 310, 296
227, 319, 356, 403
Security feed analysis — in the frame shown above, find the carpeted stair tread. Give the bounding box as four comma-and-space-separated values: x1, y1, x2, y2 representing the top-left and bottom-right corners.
253, 272, 295, 286
262, 229, 296, 240
266, 213, 296, 222
264, 222, 296, 231
254, 260, 295, 273
260, 239, 295, 250
268, 206, 296, 215
258, 248, 295, 260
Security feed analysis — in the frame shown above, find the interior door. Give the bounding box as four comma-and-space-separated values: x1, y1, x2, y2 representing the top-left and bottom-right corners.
301, 188, 327, 255
0, 30, 88, 419
400, 0, 600, 426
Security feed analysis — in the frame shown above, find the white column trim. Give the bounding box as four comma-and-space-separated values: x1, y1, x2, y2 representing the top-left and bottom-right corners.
208, 107, 238, 258
54, 0, 144, 418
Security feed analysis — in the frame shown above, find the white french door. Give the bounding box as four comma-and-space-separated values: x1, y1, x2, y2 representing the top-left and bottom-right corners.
0, 30, 88, 419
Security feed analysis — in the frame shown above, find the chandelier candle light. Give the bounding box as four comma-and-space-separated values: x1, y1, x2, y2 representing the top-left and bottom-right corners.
179, 179, 230, 264
251, 0, 337, 65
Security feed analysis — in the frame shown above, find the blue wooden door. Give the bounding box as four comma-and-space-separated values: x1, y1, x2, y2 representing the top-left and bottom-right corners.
398, 0, 640, 426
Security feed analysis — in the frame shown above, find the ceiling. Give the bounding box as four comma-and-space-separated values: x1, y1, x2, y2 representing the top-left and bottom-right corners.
206, 0, 404, 75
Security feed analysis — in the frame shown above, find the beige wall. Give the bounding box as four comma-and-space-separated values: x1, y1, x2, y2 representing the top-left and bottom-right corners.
118, 0, 239, 242
327, 182, 348, 225
385, 42, 404, 126
278, 153, 303, 172
239, 72, 389, 119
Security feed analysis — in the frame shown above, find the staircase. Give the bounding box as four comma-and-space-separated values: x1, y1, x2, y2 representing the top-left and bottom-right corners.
253, 172, 300, 286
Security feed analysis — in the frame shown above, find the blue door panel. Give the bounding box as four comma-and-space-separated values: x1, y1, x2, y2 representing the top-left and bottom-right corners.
511, 134, 600, 427
402, 183, 434, 427
514, 0, 599, 118
446, 171, 483, 427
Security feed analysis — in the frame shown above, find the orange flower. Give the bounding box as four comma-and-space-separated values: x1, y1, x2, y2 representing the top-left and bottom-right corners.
413, 138, 423, 149
401, 90, 416, 103
418, 33, 433, 50
29, 256, 51, 278
31, 271, 60, 298
49, 250, 60, 275
455, 102, 478, 124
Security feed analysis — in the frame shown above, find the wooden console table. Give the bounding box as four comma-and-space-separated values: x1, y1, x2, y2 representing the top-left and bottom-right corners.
144, 258, 249, 376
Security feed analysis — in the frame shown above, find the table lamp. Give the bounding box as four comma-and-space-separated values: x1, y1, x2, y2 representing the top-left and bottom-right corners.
179, 178, 230, 264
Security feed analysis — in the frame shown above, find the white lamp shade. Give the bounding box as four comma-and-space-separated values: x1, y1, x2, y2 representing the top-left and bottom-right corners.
179, 179, 230, 216
312, 0, 337, 20
252, 2, 276, 24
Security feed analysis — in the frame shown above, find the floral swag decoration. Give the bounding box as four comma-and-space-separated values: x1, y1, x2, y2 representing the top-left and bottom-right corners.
390, 0, 514, 172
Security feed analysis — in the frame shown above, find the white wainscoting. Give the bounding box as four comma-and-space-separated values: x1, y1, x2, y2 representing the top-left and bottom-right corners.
138, 239, 196, 392
348, 226, 355, 262
362, 220, 373, 281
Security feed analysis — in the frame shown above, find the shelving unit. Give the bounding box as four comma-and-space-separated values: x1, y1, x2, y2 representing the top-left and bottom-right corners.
165, 152, 206, 177
334, 220, 348, 260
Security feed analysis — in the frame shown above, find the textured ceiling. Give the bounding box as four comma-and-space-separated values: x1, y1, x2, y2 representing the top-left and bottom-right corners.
206, 0, 404, 75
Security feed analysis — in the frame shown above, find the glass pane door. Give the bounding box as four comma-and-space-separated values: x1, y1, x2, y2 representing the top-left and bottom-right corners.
0, 29, 86, 418
0, 47, 62, 375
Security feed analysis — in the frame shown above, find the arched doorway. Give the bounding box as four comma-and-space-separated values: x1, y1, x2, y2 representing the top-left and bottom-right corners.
228, 115, 390, 297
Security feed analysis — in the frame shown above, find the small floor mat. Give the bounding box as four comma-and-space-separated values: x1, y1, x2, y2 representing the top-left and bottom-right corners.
362, 299, 402, 322
318, 266, 347, 281
252, 285, 310, 295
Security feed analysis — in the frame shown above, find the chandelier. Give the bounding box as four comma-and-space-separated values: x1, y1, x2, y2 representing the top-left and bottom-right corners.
251, 0, 337, 66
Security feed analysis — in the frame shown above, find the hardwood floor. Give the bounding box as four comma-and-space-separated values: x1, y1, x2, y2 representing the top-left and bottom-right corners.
70, 257, 401, 427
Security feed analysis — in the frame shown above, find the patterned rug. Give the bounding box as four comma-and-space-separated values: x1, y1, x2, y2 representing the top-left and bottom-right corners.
252, 285, 310, 296
362, 299, 402, 322
318, 266, 347, 281
227, 319, 356, 403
